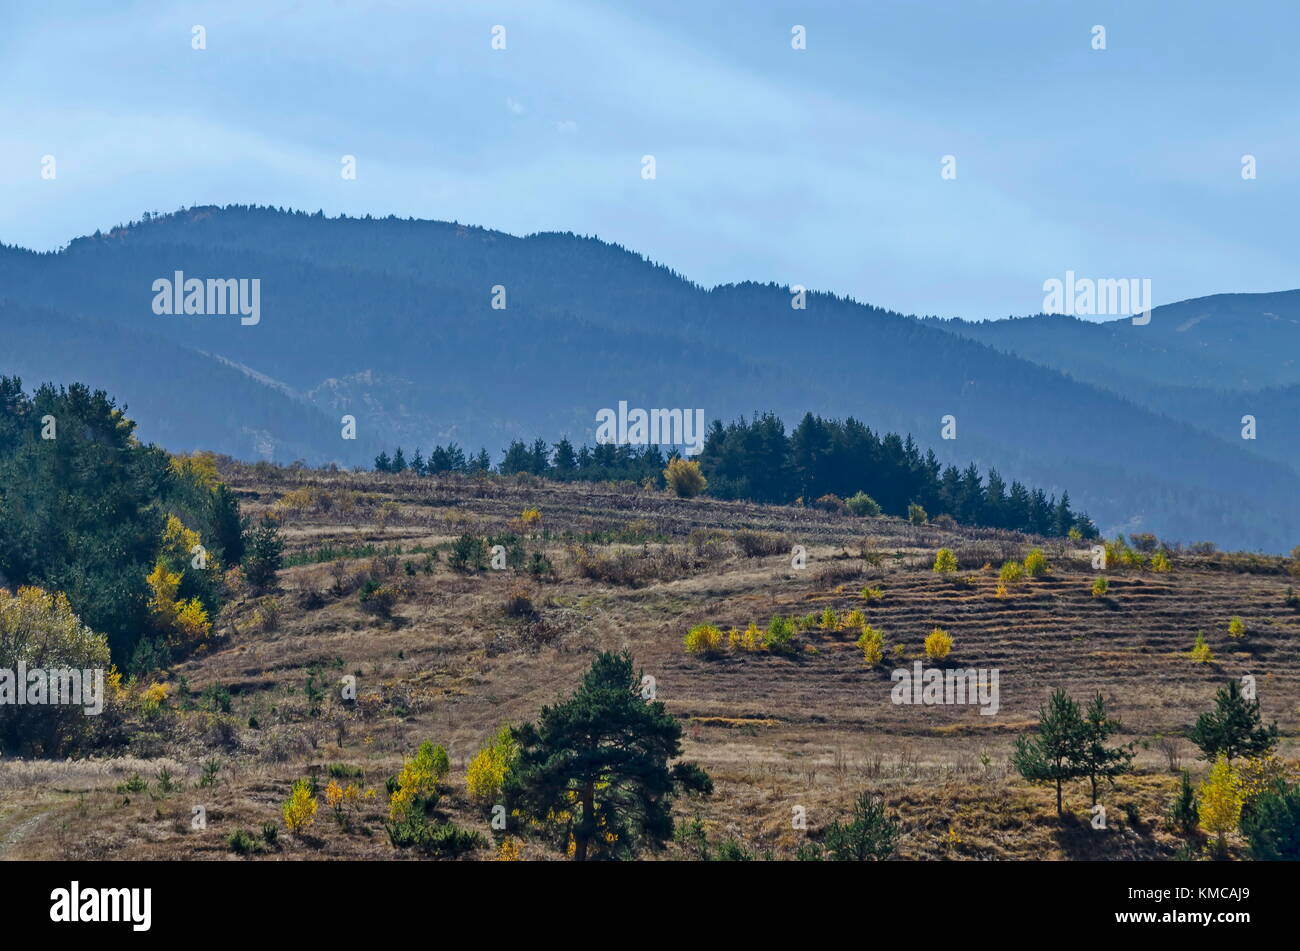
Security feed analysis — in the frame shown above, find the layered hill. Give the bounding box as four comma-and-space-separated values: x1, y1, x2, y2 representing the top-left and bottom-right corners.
1, 206, 1296, 550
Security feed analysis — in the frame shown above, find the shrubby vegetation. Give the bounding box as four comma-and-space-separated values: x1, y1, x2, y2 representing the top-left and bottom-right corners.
932, 549, 958, 574
923, 628, 953, 660
1153, 690, 1293, 858
382, 739, 483, 856
816, 792, 900, 861
664, 458, 707, 498
0, 377, 245, 671
0, 586, 116, 755
466, 724, 520, 807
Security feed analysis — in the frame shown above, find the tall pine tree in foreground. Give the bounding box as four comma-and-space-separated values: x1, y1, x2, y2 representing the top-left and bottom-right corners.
1012, 688, 1087, 817
505, 651, 712, 860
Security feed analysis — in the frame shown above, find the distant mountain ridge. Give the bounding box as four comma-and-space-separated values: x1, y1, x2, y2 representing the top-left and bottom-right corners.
923, 292, 1300, 476
1, 205, 1296, 551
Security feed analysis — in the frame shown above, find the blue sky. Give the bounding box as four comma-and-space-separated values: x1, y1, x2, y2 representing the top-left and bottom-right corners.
2, 0, 1296, 318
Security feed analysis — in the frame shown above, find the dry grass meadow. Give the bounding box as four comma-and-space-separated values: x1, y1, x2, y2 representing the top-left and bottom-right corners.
3, 462, 1297, 861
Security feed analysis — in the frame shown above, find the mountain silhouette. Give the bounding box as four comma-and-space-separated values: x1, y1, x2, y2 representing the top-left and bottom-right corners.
1, 205, 1295, 551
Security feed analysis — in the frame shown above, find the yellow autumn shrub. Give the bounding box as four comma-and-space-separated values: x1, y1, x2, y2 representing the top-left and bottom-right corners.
684, 624, 724, 656
389, 741, 447, 821
283, 778, 318, 832
168, 452, 220, 490
466, 724, 520, 806
664, 458, 707, 498
999, 560, 1025, 584
1023, 548, 1048, 577
857, 625, 884, 665
924, 627, 953, 660
1190, 632, 1214, 664
842, 608, 867, 634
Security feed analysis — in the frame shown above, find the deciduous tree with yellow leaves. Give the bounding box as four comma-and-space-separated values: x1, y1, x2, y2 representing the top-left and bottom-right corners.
1198, 755, 1243, 856
283, 778, 318, 832
466, 724, 521, 807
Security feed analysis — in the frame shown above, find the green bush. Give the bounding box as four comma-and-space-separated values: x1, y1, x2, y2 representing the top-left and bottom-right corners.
448, 533, 489, 572
1242, 781, 1300, 860
823, 792, 899, 861
764, 616, 797, 654
227, 829, 263, 855
933, 549, 958, 573
1023, 548, 1049, 577
845, 492, 882, 517
385, 817, 485, 856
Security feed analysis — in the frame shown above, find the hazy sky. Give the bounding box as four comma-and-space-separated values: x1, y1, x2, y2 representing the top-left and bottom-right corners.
2, 0, 1296, 318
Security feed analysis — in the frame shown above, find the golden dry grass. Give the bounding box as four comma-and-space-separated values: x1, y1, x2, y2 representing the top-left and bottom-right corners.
2, 462, 1295, 860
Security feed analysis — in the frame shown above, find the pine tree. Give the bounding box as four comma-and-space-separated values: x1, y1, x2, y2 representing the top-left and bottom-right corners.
500, 440, 531, 475
984, 468, 1008, 528
208, 482, 245, 565
1053, 492, 1075, 537
373, 450, 391, 472
243, 516, 284, 591
391, 447, 407, 473
0, 378, 165, 662
822, 791, 900, 861
1242, 780, 1300, 860
552, 437, 577, 475
1078, 693, 1134, 805
1166, 770, 1200, 840
1012, 688, 1087, 817
958, 463, 984, 524
528, 439, 551, 476
1007, 481, 1032, 532
1029, 489, 1052, 535
505, 651, 712, 860
790, 413, 832, 502
1191, 680, 1279, 762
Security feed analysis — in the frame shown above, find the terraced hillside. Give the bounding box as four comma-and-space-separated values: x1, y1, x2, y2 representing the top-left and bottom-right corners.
3, 463, 1296, 861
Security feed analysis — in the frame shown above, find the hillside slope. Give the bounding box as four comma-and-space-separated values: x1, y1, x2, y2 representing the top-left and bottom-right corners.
2, 465, 1293, 861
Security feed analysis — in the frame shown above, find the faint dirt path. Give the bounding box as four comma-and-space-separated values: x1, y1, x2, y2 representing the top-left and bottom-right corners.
0, 797, 62, 859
